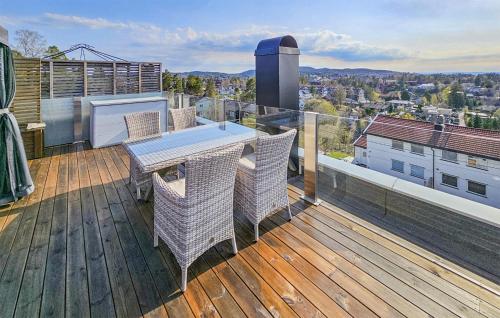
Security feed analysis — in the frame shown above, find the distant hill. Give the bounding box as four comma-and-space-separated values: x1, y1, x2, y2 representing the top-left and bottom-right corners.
176, 66, 400, 78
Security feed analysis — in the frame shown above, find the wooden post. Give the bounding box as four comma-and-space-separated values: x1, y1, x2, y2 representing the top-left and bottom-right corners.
83, 61, 88, 97
138, 63, 142, 93
49, 61, 54, 99
113, 62, 117, 95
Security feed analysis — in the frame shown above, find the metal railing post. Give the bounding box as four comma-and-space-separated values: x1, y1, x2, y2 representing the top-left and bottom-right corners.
301, 111, 321, 205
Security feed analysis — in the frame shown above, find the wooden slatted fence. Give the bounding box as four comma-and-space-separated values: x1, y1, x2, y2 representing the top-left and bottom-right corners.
11, 58, 42, 159
41, 60, 161, 98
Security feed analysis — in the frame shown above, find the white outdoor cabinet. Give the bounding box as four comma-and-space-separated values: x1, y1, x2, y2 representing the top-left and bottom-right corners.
90, 96, 168, 148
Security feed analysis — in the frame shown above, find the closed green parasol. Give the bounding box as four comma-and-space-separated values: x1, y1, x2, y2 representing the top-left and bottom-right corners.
0, 42, 34, 205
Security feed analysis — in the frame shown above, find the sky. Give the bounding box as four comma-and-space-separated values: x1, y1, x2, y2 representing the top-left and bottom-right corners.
1, 0, 500, 73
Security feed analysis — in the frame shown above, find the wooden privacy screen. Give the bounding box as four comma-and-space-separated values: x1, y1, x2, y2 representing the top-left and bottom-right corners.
41, 60, 162, 98
11, 58, 42, 159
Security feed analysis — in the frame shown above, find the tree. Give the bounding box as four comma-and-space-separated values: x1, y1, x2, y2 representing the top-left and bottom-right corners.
205, 78, 217, 97
185, 75, 203, 95
401, 112, 415, 120
401, 90, 410, 101
44, 45, 68, 60
240, 78, 256, 102
333, 86, 346, 107
447, 83, 465, 109
14, 29, 47, 57
474, 75, 481, 87
472, 114, 482, 128
173, 75, 183, 93
162, 70, 174, 91
304, 99, 336, 115
492, 118, 499, 130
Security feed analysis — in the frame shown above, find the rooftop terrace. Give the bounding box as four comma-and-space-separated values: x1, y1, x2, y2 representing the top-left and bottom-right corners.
0, 143, 499, 317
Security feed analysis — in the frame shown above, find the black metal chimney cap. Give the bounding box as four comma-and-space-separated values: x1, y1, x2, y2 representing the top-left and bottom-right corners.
255, 35, 300, 56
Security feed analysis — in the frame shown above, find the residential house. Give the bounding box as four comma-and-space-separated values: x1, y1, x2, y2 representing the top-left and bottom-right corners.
354, 115, 500, 208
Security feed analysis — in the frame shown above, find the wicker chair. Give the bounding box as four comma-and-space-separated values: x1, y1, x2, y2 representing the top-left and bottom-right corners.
169, 106, 196, 131
124, 111, 168, 200
234, 129, 297, 241
153, 143, 244, 292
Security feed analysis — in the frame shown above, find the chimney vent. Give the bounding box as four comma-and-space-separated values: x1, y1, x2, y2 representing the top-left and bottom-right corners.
434, 114, 445, 131
255, 35, 300, 110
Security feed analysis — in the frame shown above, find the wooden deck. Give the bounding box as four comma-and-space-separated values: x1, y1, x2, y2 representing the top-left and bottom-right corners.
0, 143, 499, 317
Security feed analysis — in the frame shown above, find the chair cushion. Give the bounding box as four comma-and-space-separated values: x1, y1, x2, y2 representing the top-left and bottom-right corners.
239, 153, 256, 170
165, 177, 186, 197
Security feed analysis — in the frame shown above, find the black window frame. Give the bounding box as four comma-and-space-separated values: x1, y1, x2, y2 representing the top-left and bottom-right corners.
391, 159, 405, 173
467, 180, 487, 196
441, 173, 458, 188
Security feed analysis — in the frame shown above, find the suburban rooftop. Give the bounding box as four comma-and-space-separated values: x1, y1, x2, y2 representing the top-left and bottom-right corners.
355, 115, 500, 160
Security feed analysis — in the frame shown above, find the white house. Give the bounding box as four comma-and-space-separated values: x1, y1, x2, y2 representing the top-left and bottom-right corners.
354, 115, 500, 208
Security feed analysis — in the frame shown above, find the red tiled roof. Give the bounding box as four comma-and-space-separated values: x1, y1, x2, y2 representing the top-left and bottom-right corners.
354, 134, 367, 148
361, 115, 500, 160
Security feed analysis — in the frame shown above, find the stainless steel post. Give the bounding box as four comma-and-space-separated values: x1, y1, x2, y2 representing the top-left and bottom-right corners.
301, 111, 321, 205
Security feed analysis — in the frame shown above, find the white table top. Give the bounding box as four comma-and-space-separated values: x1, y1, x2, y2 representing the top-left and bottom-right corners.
123, 121, 265, 173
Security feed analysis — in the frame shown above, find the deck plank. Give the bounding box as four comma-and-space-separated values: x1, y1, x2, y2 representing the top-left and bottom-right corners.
0, 159, 37, 277
83, 146, 142, 317
65, 144, 91, 318
14, 147, 62, 317
0, 150, 50, 318
41, 146, 70, 317
77, 143, 116, 318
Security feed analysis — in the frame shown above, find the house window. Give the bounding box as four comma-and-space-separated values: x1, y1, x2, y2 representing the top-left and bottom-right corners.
442, 150, 457, 162
362, 151, 367, 157
392, 140, 404, 151
467, 180, 487, 196
411, 144, 424, 155
442, 173, 458, 188
410, 165, 425, 179
467, 156, 488, 170
391, 159, 404, 173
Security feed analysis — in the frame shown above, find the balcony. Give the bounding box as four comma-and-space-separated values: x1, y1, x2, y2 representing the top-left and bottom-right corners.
0, 92, 499, 318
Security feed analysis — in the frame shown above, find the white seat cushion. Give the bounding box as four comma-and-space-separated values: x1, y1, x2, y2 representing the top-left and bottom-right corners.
165, 177, 186, 197
239, 153, 256, 170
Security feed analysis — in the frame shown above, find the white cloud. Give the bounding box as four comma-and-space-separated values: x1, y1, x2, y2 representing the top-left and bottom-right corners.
37, 13, 410, 62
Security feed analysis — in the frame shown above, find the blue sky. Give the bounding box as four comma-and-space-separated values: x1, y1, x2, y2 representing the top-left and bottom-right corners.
2, 0, 500, 73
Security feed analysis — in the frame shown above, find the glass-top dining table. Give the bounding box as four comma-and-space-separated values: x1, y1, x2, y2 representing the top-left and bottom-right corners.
123, 118, 266, 174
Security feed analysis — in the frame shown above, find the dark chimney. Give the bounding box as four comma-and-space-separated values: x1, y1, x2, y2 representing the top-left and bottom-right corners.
434, 114, 445, 131
254, 35, 300, 110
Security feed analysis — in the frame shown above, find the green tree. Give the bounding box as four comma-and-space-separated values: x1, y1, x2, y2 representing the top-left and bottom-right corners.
482, 117, 492, 129
173, 76, 183, 93
447, 83, 465, 109
401, 90, 410, 101
162, 70, 174, 91
334, 86, 346, 107
44, 45, 68, 60
474, 76, 481, 87
240, 78, 256, 102
304, 99, 336, 115
472, 114, 482, 128
492, 118, 499, 130
185, 75, 203, 95
205, 78, 217, 97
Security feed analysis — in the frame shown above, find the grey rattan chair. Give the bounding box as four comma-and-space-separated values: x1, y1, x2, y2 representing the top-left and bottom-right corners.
234, 129, 297, 241
153, 143, 244, 292
124, 111, 169, 200
169, 106, 196, 131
